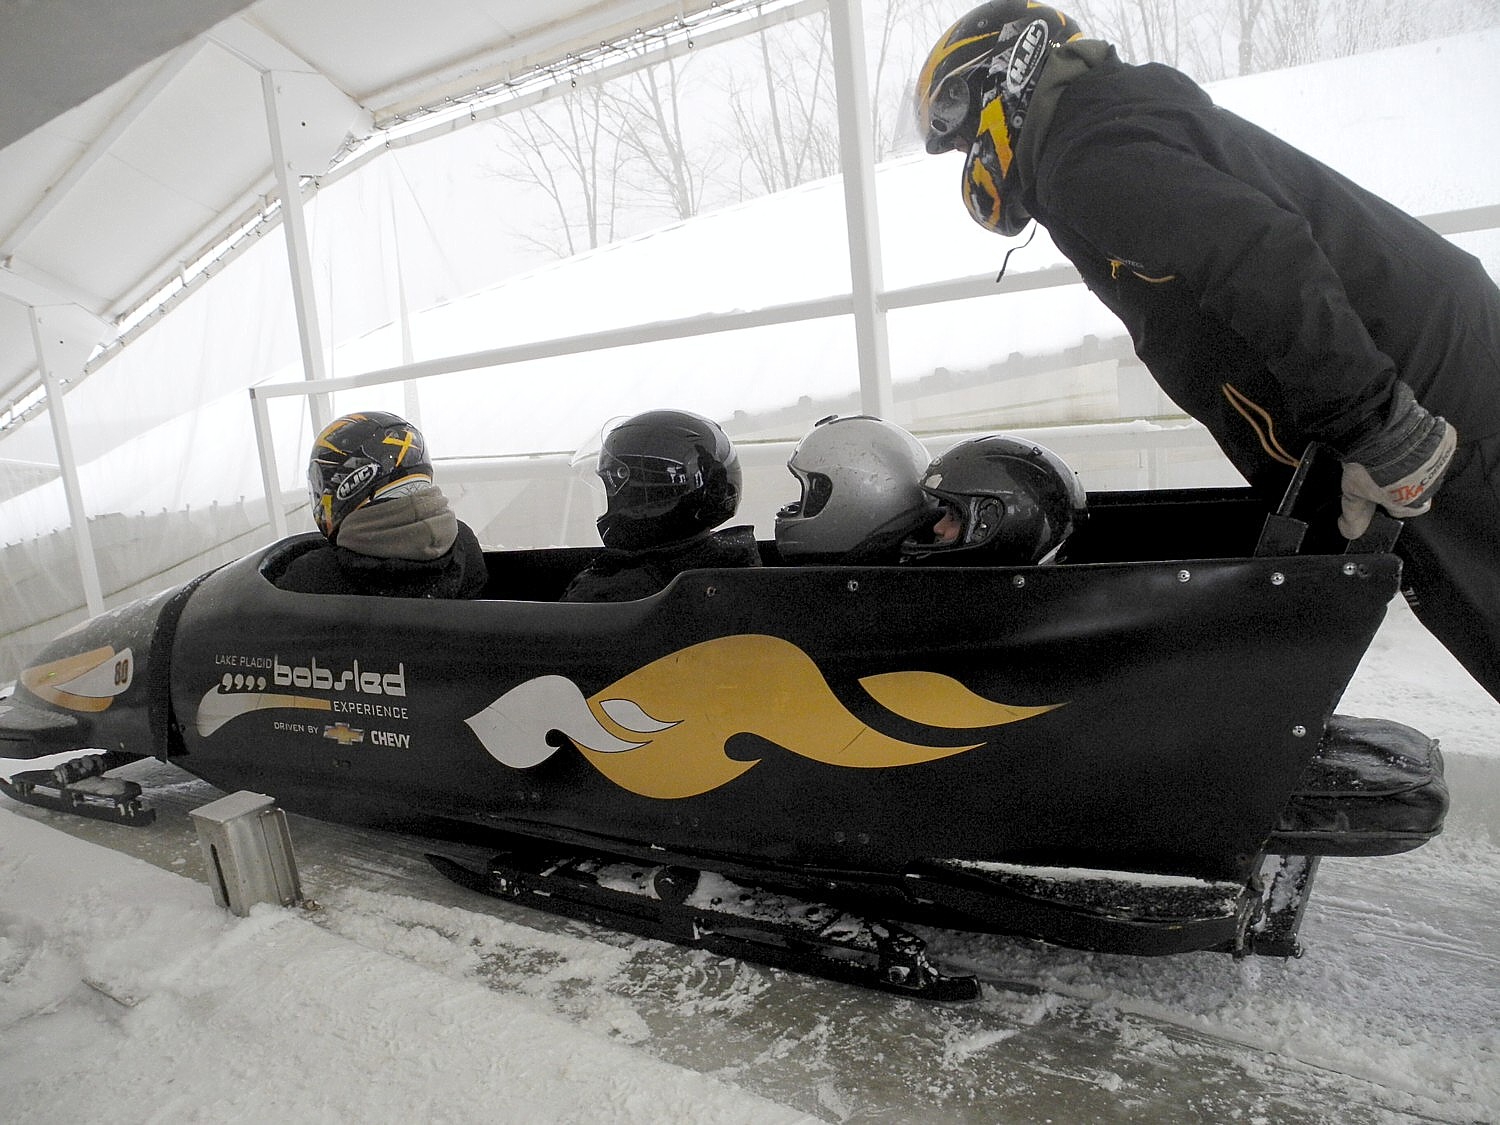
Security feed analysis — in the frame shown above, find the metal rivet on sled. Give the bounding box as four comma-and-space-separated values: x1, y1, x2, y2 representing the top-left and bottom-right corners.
1292, 725, 1307, 737
1342, 562, 1358, 576
1177, 569, 1191, 582
1012, 574, 1026, 588
846, 579, 859, 592
1270, 572, 1285, 585
705, 585, 717, 596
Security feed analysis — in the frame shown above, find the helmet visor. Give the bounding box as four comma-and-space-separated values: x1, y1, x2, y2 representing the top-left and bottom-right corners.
598, 450, 698, 509
924, 66, 979, 154
775, 471, 832, 519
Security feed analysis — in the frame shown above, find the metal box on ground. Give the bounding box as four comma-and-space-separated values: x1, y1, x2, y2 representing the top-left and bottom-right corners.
189, 791, 302, 916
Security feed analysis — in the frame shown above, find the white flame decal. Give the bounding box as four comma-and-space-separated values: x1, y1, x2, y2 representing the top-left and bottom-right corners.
465, 675, 645, 769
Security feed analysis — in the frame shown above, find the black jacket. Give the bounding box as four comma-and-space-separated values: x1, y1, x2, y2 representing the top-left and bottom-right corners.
277, 522, 488, 599
560, 525, 762, 603
1018, 48, 1500, 492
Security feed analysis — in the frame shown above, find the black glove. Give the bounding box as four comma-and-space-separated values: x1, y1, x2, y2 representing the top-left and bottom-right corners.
1337, 382, 1456, 539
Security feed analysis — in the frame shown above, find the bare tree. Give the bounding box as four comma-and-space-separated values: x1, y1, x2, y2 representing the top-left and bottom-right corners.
867, 0, 953, 157
479, 0, 1500, 265
488, 84, 630, 258
1066, 0, 1186, 68
1326, 0, 1425, 59
1046, 0, 1489, 77
1255, 0, 1327, 69
1231, 0, 1267, 75
608, 54, 724, 222
722, 14, 842, 198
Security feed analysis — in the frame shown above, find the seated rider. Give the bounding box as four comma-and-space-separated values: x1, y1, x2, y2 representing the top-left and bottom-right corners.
775, 414, 936, 564
277, 410, 487, 598
561, 408, 760, 602
901, 435, 1088, 565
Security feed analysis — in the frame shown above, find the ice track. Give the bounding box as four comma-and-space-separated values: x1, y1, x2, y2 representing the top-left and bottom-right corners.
4, 755, 1497, 1124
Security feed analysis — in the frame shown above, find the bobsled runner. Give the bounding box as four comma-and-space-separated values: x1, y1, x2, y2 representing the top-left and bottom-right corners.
0, 445, 1448, 999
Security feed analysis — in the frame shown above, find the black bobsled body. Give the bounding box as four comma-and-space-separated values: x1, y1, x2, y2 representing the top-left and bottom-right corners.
0, 448, 1449, 974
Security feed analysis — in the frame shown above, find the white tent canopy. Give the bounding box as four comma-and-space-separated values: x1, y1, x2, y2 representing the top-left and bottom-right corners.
0, 0, 802, 414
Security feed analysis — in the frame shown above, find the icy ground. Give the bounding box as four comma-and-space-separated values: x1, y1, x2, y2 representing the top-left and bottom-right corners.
2, 597, 1498, 1124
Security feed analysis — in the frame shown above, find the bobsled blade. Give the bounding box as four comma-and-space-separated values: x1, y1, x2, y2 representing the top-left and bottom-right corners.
0, 769, 157, 827
427, 849, 979, 1002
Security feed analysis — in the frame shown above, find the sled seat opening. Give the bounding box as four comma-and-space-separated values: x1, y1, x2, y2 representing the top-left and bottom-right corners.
257, 534, 326, 587
477, 541, 805, 601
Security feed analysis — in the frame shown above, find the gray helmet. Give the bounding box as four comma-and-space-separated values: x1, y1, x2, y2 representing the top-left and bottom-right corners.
775, 415, 935, 563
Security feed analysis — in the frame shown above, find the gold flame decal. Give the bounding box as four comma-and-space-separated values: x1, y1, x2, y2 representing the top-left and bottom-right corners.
466, 634, 1062, 800
857, 670, 1059, 729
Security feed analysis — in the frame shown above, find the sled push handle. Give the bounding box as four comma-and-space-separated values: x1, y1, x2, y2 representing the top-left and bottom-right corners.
1254, 442, 1401, 558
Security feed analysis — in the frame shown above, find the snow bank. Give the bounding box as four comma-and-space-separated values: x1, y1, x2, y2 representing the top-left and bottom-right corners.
0, 812, 819, 1124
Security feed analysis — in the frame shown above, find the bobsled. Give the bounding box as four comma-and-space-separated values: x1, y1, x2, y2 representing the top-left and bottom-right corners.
0, 446, 1449, 999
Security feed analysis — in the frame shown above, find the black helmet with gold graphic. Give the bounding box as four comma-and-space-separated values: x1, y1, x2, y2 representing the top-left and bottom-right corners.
914, 1, 1084, 236
308, 411, 434, 540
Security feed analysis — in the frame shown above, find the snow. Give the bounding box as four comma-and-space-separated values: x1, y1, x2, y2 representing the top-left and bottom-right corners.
2, 596, 1498, 1123
0, 807, 815, 1123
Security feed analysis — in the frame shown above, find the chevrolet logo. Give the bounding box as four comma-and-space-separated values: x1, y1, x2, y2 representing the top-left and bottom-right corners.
322, 722, 365, 746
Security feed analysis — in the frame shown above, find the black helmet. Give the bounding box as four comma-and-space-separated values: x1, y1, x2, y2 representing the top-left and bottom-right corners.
595, 409, 742, 550
308, 411, 434, 540
776, 415, 935, 563
903, 434, 1086, 564
914, 1, 1084, 235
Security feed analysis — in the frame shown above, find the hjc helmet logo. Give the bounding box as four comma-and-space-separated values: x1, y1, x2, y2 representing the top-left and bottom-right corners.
336, 463, 379, 501
1001, 19, 1049, 94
